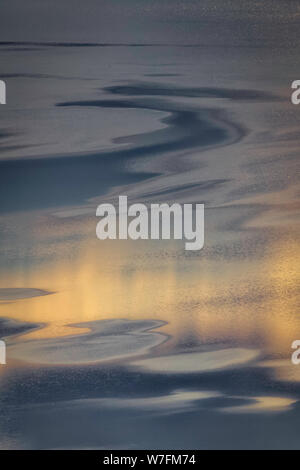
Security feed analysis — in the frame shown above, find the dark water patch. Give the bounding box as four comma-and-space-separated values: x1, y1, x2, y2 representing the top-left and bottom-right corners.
0, 130, 14, 140
1, 360, 299, 407
0, 73, 96, 81
0, 357, 299, 449
144, 73, 180, 77
0, 317, 42, 340
0, 288, 53, 302
0, 41, 294, 50
1, 398, 299, 449
105, 83, 279, 102
0, 154, 157, 214
0, 84, 243, 213
0, 42, 106, 48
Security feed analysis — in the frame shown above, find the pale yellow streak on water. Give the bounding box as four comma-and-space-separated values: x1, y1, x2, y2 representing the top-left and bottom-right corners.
0, 216, 298, 365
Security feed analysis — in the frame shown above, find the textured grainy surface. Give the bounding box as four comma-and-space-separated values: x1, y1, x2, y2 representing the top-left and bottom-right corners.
0, 0, 299, 449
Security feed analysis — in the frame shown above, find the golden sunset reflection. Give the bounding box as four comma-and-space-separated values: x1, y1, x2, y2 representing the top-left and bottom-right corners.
0, 215, 299, 364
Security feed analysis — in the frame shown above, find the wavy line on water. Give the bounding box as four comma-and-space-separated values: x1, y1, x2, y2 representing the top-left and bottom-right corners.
0, 83, 247, 213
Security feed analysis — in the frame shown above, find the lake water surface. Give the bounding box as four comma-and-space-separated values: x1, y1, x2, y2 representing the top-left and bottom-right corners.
0, 0, 299, 449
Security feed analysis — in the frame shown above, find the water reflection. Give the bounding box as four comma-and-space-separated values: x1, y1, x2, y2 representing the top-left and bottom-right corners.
1, 11, 300, 445
0, 218, 298, 360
